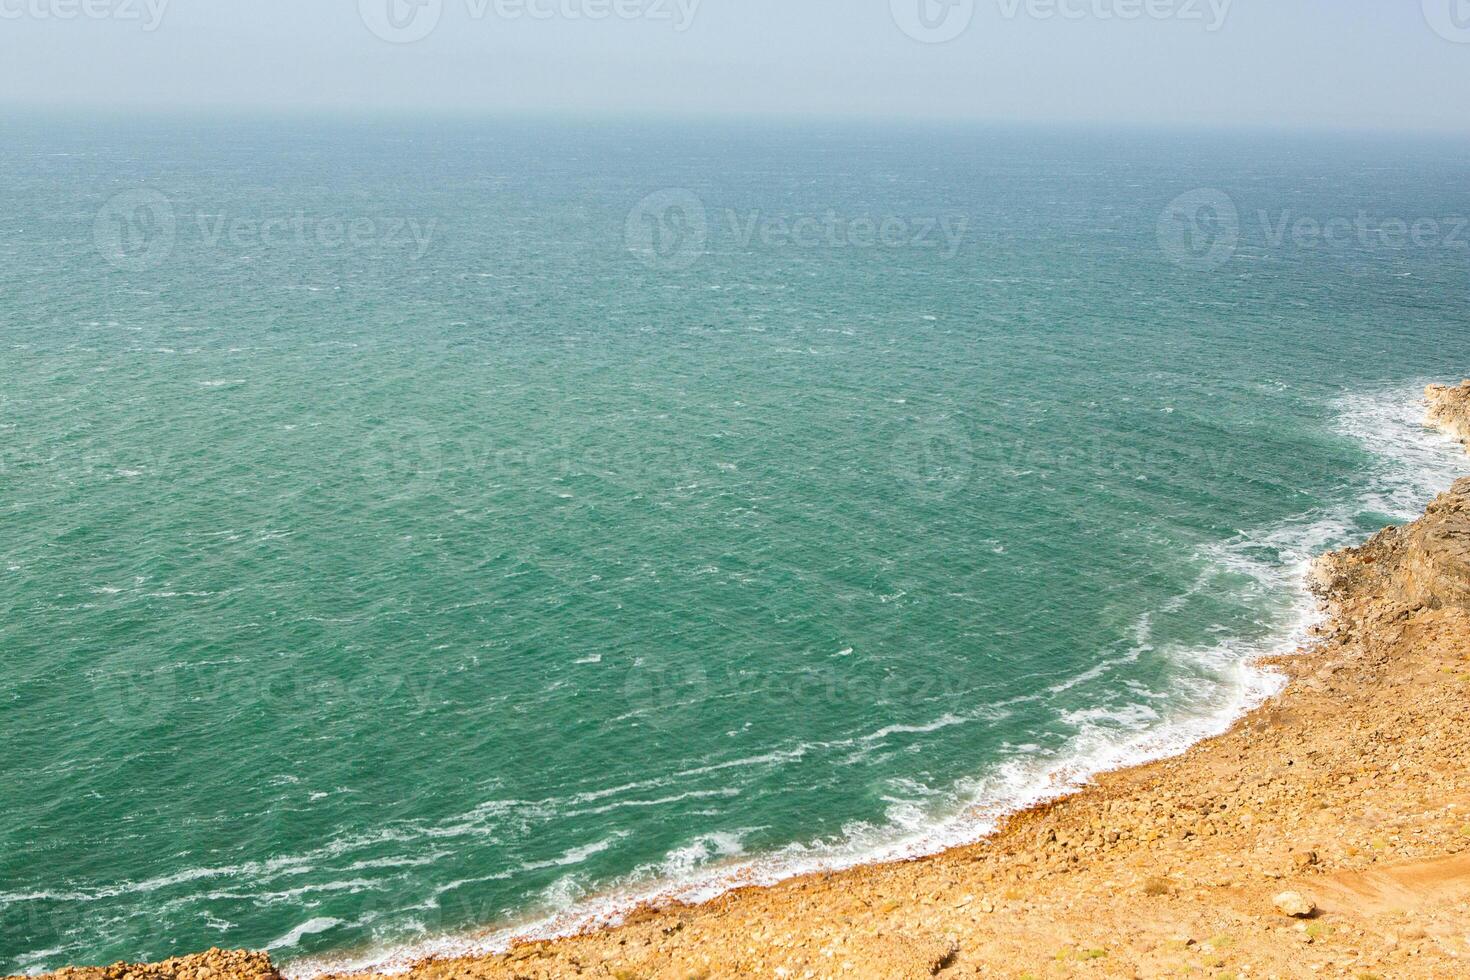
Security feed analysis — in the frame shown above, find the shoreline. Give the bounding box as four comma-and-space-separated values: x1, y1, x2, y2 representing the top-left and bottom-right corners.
288, 607, 1300, 978
18, 381, 1470, 980
282, 387, 1453, 979
286, 660, 1291, 978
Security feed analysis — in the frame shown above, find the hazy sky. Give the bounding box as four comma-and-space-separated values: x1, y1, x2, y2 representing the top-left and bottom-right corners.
2, 1, 1467, 131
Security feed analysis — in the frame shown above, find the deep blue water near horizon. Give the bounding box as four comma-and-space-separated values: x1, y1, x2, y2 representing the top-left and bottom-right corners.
2, 116, 1470, 974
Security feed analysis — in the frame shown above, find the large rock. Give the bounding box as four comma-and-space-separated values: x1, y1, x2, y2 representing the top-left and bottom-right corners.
1273, 891, 1316, 918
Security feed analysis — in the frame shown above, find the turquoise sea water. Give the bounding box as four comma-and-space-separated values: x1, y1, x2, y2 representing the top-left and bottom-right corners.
3, 117, 1470, 974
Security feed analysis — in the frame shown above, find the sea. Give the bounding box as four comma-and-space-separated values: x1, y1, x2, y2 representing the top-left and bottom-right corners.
2, 114, 1469, 974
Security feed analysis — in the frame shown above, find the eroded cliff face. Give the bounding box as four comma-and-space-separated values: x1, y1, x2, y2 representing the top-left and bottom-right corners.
1426, 380, 1470, 447
1311, 476, 1470, 629
1310, 388, 1470, 639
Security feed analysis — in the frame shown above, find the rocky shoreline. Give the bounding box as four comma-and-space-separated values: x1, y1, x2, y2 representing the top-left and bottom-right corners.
1427, 380, 1470, 449
17, 385, 1470, 980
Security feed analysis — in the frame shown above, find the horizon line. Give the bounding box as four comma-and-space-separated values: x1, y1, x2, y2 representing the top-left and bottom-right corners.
4, 103, 1469, 140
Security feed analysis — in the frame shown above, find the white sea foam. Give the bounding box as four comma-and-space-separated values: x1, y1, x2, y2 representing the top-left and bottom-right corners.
516, 835, 629, 873
278, 383, 1466, 978
860, 713, 970, 742
1335, 384, 1468, 520
267, 918, 344, 953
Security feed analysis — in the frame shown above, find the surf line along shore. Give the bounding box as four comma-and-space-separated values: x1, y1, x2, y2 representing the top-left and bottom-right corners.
18, 382, 1470, 979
